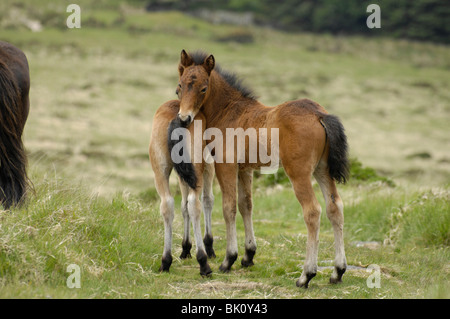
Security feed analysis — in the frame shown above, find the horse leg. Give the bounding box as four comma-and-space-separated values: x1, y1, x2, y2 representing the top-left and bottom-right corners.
152, 165, 174, 272
285, 165, 322, 288
202, 161, 216, 258
215, 163, 238, 272
180, 181, 212, 276
296, 180, 321, 288
314, 163, 347, 284
238, 169, 256, 267
179, 180, 192, 259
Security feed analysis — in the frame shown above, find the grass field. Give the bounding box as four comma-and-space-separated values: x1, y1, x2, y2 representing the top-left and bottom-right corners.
0, 2, 449, 298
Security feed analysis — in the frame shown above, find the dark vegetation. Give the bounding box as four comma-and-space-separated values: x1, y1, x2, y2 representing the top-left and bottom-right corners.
255, 158, 395, 188
144, 0, 450, 44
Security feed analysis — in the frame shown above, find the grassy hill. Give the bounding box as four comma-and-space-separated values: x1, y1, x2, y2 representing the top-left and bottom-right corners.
0, 2, 449, 298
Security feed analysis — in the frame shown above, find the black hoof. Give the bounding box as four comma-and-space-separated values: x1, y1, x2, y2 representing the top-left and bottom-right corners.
330, 267, 346, 284
180, 251, 192, 259
200, 264, 213, 277
206, 247, 216, 259
219, 264, 231, 273
329, 277, 342, 284
241, 248, 256, 268
241, 259, 254, 268
197, 251, 213, 277
219, 253, 237, 273
180, 240, 192, 259
296, 272, 316, 289
160, 254, 172, 272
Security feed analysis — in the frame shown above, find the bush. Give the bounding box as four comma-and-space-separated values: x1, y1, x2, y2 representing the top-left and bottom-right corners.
184, 0, 450, 44
387, 190, 450, 247
254, 168, 290, 187
215, 28, 255, 44
255, 157, 395, 187
349, 158, 395, 187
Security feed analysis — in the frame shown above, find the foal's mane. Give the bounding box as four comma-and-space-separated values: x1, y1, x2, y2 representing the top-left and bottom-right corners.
189, 51, 256, 100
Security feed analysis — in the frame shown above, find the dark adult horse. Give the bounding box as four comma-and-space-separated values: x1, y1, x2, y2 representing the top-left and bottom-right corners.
0, 41, 30, 209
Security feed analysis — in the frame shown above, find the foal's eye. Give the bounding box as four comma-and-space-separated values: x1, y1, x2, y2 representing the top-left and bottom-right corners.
200, 87, 208, 94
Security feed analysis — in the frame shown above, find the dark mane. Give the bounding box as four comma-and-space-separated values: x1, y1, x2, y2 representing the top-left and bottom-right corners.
189, 50, 209, 65
189, 50, 256, 100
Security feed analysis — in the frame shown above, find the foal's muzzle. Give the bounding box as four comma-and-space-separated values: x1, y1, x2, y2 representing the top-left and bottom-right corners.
177, 113, 192, 127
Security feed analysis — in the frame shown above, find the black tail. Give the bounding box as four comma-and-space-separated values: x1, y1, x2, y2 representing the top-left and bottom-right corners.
0, 61, 28, 209
167, 118, 197, 189
321, 114, 349, 184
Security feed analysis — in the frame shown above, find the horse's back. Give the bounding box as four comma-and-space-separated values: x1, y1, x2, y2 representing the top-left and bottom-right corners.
275, 98, 327, 116
154, 99, 180, 117
0, 41, 29, 69
0, 41, 30, 95
0, 41, 30, 123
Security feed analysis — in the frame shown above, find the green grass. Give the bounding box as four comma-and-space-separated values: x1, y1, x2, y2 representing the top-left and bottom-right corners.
0, 3, 449, 298
1, 168, 448, 298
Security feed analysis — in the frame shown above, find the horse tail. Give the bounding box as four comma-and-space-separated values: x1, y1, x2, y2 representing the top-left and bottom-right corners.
167, 118, 197, 189
0, 60, 28, 209
320, 114, 350, 184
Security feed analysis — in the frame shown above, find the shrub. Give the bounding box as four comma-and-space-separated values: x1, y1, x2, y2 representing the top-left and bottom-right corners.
255, 157, 395, 187
387, 189, 450, 247
349, 158, 395, 187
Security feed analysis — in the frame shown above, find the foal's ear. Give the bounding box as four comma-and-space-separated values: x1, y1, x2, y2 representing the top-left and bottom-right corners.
180, 49, 193, 67
203, 54, 215, 75
179, 49, 194, 76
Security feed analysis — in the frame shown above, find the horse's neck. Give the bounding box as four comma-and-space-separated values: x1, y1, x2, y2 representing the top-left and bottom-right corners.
202, 73, 265, 128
